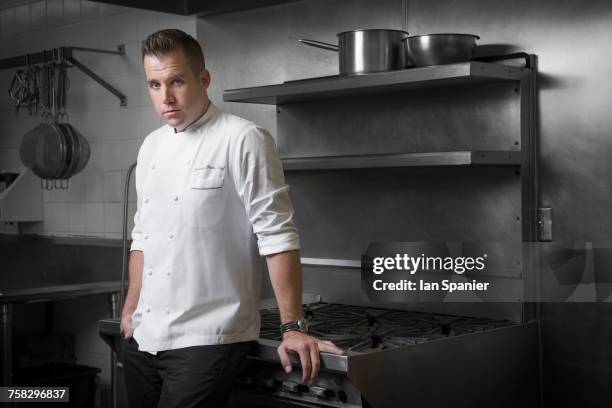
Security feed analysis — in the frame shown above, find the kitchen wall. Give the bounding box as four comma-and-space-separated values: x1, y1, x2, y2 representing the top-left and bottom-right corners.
198, 0, 612, 406
0, 0, 195, 238
0, 2, 196, 407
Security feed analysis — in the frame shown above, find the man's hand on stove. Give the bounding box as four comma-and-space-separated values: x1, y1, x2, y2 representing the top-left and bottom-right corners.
277, 331, 344, 384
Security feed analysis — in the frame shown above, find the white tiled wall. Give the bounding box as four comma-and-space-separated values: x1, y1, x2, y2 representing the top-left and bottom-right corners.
0, 0, 196, 238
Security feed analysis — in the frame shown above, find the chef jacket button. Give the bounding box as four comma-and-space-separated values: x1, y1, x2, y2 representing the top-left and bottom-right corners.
144, 234, 149, 240
165, 307, 170, 314
151, 163, 156, 170
146, 306, 151, 313
169, 233, 174, 239
173, 195, 179, 202
144, 197, 150, 204
147, 268, 153, 276
166, 270, 171, 277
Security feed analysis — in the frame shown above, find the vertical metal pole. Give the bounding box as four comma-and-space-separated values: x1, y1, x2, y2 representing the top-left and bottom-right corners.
1, 304, 12, 387
520, 55, 538, 321
109, 293, 119, 408
520, 54, 543, 408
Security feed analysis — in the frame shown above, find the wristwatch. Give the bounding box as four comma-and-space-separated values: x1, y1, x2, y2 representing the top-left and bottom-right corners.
280, 318, 309, 335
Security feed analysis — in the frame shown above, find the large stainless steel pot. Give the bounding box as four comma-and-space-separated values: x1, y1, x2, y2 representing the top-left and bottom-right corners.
404, 33, 480, 67
299, 29, 409, 75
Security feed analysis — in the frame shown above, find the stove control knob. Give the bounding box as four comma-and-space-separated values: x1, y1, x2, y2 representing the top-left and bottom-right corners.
310, 386, 334, 398
282, 381, 300, 393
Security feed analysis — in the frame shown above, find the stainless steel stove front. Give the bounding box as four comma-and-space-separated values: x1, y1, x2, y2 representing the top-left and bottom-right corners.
229, 302, 539, 408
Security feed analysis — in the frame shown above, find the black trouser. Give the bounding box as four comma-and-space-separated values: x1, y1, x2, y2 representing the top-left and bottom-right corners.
121, 337, 252, 408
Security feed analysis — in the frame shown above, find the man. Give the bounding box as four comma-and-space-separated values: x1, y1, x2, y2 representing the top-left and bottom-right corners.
119, 29, 343, 408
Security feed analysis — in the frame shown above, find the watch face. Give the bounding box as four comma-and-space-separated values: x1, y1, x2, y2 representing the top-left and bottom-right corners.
298, 318, 309, 332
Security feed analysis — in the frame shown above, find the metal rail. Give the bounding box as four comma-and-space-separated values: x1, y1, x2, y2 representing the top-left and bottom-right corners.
0, 44, 128, 106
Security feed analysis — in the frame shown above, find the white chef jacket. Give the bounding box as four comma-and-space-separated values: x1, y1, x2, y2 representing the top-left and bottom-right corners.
130, 102, 300, 352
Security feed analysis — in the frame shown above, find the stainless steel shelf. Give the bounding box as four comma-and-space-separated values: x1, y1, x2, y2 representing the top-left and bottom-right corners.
282, 150, 521, 171
223, 61, 527, 105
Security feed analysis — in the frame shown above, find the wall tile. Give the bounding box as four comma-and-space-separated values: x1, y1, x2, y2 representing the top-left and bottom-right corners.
119, 139, 140, 170
79, 0, 98, 20
140, 105, 161, 136
136, 10, 159, 40
29, 1, 46, 30
159, 12, 196, 34
0, 117, 39, 149
0, 8, 16, 36
102, 107, 141, 141
14, 5, 29, 33
85, 170, 104, 201
67, 172, 87, 201
68, 201, 85, 232
98, 2, 129, 17
1, 1, 31, 8
43, 187, 68, 203
46, 0, 64, 28
103, 170, 122, 202
116, 41, 142, 78
72, 110, 105, 142
103, 202, 122, 233
87, 141, 103, 173
0, 148, 22, 171
0, 33, 22, 58
63, 0, 81, 24
43, 202, 69, 232
85, 201, 104, 233
101, 141, 121, 172
99, 12, 139, 46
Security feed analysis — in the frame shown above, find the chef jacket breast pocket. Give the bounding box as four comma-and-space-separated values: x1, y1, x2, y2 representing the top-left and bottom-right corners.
181, 167, 226, 228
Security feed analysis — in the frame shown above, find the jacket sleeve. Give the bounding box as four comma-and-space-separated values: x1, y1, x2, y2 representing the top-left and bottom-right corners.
230, 125, 301, 256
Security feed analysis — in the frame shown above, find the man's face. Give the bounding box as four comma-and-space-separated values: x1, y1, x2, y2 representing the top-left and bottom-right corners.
143, 50, 210, 131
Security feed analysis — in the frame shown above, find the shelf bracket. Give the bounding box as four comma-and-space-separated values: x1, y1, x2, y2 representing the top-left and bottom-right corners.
0, 45, 128, 107
65, 45, 128, 107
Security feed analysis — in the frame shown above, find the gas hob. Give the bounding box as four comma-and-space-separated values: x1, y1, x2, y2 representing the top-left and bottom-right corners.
259, 302, 515, 352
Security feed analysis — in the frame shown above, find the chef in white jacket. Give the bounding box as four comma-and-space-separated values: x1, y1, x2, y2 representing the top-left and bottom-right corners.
119, 29, 343, 408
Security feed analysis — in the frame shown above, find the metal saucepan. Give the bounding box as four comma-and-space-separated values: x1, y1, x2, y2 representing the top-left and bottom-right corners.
299, 29, 410, 75
403, 33, 480, 67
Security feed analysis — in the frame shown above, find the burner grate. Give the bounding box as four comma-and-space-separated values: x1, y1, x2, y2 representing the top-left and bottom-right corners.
259, 302, 515, 351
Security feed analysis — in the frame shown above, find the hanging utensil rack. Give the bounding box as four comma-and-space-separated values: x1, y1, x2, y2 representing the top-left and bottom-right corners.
1, 44, 127, 106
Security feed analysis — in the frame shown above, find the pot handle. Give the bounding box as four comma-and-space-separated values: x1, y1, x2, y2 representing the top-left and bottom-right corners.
298, 39, 339, 52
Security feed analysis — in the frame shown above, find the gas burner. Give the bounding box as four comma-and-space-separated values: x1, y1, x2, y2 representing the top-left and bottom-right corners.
260, 302, 515, 352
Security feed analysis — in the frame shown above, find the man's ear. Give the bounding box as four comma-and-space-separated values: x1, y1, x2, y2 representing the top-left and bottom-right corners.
200, 69, 211, 90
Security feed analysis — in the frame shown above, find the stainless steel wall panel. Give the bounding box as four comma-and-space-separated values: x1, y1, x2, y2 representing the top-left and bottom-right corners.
287, 166, 521, 257
276, 83, 520, 157
407, 0, 612, 241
